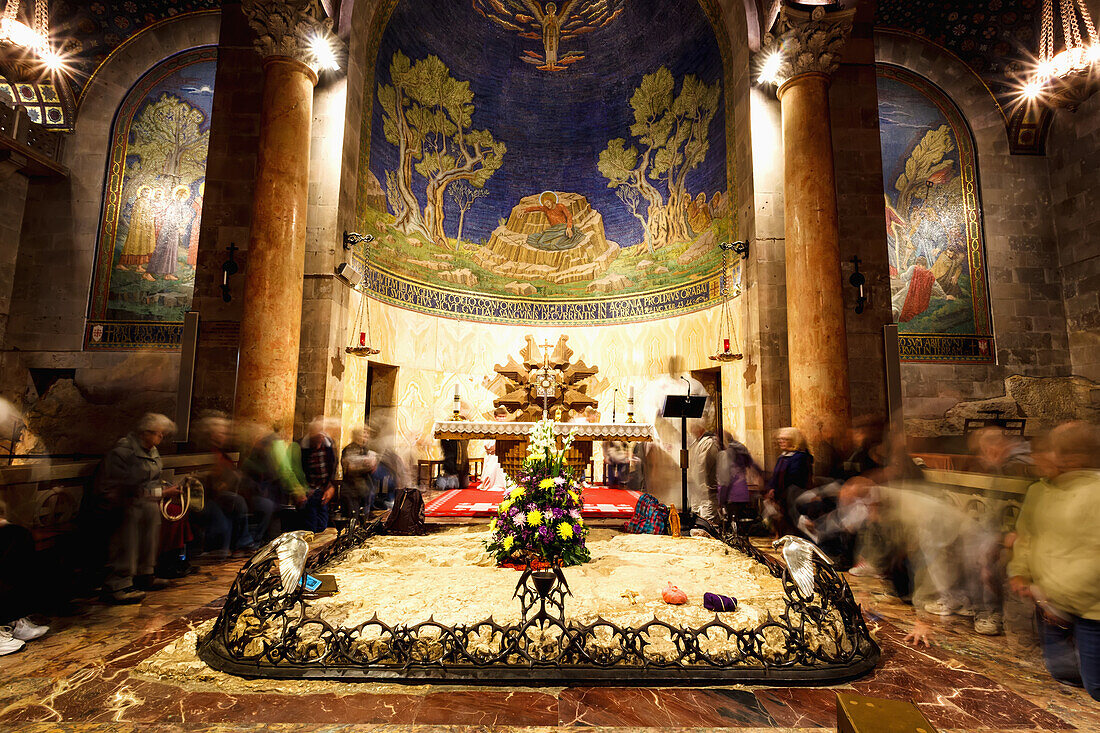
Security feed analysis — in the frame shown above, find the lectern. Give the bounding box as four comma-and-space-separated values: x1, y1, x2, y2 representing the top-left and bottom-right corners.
661, 393, 707, 528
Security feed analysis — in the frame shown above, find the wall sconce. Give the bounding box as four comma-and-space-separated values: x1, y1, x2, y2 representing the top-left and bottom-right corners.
221, 242, 239, 303
849, 255, 866, 314
720, 240, 749, 259
343, 230, 373, 250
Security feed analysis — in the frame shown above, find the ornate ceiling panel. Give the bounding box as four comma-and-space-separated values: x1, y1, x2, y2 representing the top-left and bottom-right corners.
50, 0, 221, 97
876, 0, 1042, 97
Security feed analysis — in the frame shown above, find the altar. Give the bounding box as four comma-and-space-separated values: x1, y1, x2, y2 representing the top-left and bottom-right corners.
432, 419, 655, 478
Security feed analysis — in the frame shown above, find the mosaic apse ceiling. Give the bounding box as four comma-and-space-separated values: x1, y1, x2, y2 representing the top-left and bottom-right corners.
354, 0, 735, 325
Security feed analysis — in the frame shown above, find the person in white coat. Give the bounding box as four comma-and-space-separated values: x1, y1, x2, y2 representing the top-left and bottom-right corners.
478, 442, 509, 492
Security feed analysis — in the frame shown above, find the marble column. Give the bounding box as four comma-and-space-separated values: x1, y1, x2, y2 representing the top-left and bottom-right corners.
771, 6, 856, 451
234, 0, 328, 431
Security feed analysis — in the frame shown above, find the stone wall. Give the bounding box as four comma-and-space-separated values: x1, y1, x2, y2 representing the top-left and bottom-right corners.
716, 0, 766, 460
743, 2, 893, 462
746, 87, 789, 465
0, 169, 29, 347
294, 77, 352, 436
292, 0, 379, 437
188, 3, 262, 423
1046, 92, 1100, 382
875, 31, 1074, 427
0, 13, 221, 453
831, 2, 893, 422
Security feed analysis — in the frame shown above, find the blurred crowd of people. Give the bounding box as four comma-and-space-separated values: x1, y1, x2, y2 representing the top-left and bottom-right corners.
82, 411, 409, 606
1, 399, 1097, 703
0, 411, 410, 655
659, 416, 1098, 701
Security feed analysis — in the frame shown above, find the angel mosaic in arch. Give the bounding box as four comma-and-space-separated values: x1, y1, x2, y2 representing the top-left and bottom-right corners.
86, 47, 216, 350
472, 0, 628, 71
876, 64, 994, 364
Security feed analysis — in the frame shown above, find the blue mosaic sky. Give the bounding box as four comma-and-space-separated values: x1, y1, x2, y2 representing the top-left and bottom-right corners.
367, 0, 727, 247
877, 74, 959, 195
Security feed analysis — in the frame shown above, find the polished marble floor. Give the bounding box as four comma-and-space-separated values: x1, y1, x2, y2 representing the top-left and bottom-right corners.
0, 535, 1097, 732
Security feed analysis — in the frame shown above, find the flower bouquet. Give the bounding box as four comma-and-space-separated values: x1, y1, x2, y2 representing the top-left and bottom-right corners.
485, 418, 591, 567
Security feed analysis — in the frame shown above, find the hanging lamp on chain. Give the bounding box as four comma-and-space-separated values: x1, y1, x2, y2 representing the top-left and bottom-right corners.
0, 0, 65, 71
709, 240, 745, 363
1022, 0, 1100, 103
345, 284, 380, 357
1, 0, 47, 55
344, 235, 379, 357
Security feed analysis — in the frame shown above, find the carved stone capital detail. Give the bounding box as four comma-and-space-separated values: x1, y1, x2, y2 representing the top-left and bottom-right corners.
241, 0, 333, 73
764, 5, 855, 87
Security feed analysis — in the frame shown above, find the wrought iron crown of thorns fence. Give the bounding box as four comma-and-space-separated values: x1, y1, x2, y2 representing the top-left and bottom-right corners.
197, 522, 880, 684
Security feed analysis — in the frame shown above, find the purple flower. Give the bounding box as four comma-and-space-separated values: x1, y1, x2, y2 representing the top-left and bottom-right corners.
569, 509, 581, 520
538, 526, 552, 540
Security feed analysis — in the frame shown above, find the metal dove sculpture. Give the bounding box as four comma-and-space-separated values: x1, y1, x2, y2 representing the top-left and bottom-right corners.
246, 530, 314, 596
772, 535, 833, 599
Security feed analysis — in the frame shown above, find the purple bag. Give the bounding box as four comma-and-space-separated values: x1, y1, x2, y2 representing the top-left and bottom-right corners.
703, 592, 738, 612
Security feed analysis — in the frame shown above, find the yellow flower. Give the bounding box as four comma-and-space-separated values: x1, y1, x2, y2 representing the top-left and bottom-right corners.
558, 522, 574, 540
526, 509, 542, 526
503, 535, 514, 550
568, 490, 579, 503
510, 485, 525, 500
539, 478, 555, 489
499, 498, 513, 513
489, 518, 497, 533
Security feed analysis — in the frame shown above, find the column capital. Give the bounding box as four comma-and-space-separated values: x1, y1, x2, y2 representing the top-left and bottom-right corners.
764, 5, 855, 90
241, 0, 334, 76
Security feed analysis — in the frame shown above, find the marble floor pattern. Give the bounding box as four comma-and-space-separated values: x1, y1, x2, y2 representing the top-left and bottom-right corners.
0, 536, 1097, 732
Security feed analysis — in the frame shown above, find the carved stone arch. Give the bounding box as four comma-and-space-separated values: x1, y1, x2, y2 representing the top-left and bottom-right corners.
69, 12, 221, 350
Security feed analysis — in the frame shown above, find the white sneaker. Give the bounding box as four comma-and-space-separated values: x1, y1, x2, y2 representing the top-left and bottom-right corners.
12, 617, 48, 641
0, 626, 25, 656
847, 561, 884, 578
924, 600, 975, 617
974, 612, 1003, 636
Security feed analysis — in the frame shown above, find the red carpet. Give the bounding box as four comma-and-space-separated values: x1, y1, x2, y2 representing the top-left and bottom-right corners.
424, 486, 641, 519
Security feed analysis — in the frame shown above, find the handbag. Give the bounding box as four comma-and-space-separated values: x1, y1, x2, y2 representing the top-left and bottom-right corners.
160, 475, 205, 522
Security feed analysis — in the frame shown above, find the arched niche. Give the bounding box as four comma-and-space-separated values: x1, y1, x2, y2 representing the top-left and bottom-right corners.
876, 63, 995, 366
86, 46, 217, 351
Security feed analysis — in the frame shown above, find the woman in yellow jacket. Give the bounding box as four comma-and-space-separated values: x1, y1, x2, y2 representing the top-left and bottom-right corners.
1008, 421, 1100, 701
